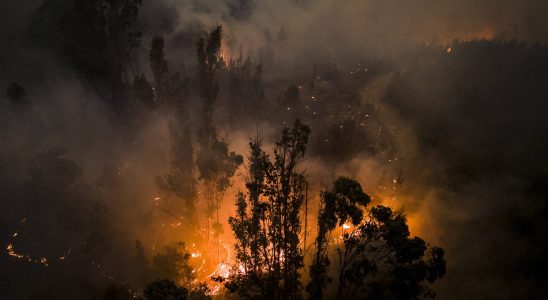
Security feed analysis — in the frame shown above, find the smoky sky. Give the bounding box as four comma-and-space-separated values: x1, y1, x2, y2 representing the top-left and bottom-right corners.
136, 0, 548, 63
1, 0, 548, 299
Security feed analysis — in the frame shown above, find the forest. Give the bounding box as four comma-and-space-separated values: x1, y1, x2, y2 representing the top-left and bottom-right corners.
1, 0, 548, 299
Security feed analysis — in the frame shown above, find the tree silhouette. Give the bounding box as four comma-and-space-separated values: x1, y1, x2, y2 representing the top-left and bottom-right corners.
149, 36, 187, 105
197, 25, 223, 145
156, 119, 197, 221
308, 177, 446, 300
132, 74, 155, 109
225, 54, 265, 123
226, 120, 310, 299
196, 137, 243, 254
28, 0, 143, 110
307, 177, 371, 299
147, 34, 197, 222
144, 279, 187, 300
150, 35, 170, 100
152, 242, 195, 288
103, 283, 141, 300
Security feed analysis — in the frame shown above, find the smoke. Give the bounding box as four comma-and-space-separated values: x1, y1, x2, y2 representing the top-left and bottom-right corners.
139, 0, 548, 68
1, 0, 548, 299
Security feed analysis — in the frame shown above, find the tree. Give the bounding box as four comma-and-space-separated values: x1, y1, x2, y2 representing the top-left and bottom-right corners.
152, 242, 195, 288
132, 75, 155, 108
156, 120, 197, 220
307, 177, 371, 299
144, 279, 187, 300
149, 35, 196, 223
282, 85, 299, 108
103, 283, 142, 300
197, 25, 223, 145
196, 24, 244, 262
149, 36, 187, 105
28, 0, 143, 110
226, 120, 311, 299
196, 138, 243, 255
225, 54, 265, 122
150, 35, 169, 100
308, 177, 446, 300
143, 244, 211, 299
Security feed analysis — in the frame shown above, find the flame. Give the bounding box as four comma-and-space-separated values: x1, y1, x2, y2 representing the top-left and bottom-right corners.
6, 243, 24, 259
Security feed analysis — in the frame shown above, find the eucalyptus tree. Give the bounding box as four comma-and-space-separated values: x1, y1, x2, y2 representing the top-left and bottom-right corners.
227, 120, 310, 300
307, 178, 446, 300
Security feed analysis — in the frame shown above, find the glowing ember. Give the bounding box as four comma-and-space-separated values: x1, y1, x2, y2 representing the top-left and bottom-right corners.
7, 243, 24, 259
216, 263, 231, 279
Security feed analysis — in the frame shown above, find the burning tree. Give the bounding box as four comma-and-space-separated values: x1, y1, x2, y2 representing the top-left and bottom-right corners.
195, 25, 243, 257
225, 120, 310, 299
197, 138, 243, 246
307, 177, 446, 300
151, 242, 196, 288
224, 122, 445, 299
307, 177, 371, 299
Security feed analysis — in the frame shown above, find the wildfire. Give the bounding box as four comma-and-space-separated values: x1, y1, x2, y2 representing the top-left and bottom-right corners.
6, 242, 49, 266
219, 52, 229, 62
5, 217, 71, 267
214, 263, 231, 279
6, 243, 24, 259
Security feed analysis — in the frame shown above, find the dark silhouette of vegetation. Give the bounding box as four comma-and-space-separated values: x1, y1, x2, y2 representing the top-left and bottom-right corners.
197, 25, 223, 145
307, 177, 371, 299
144, 279, 188, 300
152, 242, 195, 288
132, 75, 155, 109
307, 177, 446, 300
196, 137, 243, 252
225, 53, 265, 122
147, 34, 197, 222
195, 24, 244, 258
150, 36, 170, 101
103, 283, 141, 300
28, 0, 143, 111
225, 124, 445, 299
282, 85, 300, 107
156, 118, 197, 220
225, 120, 310, 299
149, 36, 188, 105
